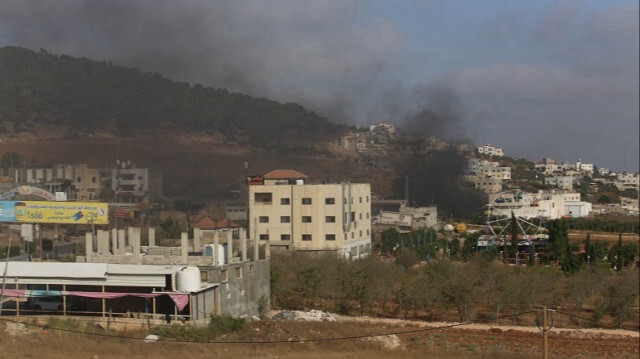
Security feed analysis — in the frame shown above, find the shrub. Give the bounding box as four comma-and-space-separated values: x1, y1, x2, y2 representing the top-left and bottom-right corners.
151, 315, 245, 341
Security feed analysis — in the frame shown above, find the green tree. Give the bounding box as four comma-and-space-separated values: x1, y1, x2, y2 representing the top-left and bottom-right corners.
548, 220, 570, 264
529, 243, 536, 266
583, 233, 592, 264
380, 228, 401, 255
157, 217, 183, 244
449, 237, 461, 259
461, 234, 477, 262
425, 260, 474, 322
616, 234, 623, 271
594, 271, 639, 328
509, 212, 519, 263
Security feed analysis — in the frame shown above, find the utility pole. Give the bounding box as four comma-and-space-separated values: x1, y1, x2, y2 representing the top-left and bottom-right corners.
536, 306, 553, 359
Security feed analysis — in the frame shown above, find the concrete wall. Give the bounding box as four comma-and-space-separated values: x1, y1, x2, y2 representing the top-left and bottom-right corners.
200, 259, 270, 319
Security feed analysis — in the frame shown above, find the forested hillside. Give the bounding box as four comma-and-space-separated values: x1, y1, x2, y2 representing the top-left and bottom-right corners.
0, 46, 342, 147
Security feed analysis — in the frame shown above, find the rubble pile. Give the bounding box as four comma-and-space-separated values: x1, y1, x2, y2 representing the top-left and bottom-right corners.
364, 334, 405, 350
271, 309, 336, 322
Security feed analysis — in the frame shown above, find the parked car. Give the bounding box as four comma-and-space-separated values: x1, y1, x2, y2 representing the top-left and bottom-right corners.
31, 297, 73, 311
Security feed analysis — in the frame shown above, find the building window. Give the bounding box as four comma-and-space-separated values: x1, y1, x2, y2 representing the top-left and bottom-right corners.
235, 267, 242, 279
325, 216, 336, 223
367, 212, 370, 219
359, 197, 362, 203
77, 177, 81, 182
351, 232, 354, 239
325, 234, 336, 241
280, 216, 290, 223
92, 176, 96, 183
350, 212, 356, 221
359, 213, 363, 220
259, 234, 269, 240
255, 193, 272, 204
325, 197, 335, 204
281, 234, 291, 241
281, 198, 290, 205
302, 234, 312, 241
221, 270, 228, 282
200, 271, 208, 282
249, 264, 254, 273
367, 229, 370, 235
366, 196, 369, 202
302, 198, 312, 205
359, 230, 362, 237
302, 216, 312, 223
259, 216, 269, 223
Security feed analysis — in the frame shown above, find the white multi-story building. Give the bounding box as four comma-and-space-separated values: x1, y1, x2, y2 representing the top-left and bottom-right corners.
111, 160, 163, 203
248, 170, 371, 259
464, 158, 509, 193
535, 162, 563, 175
475, 178, 503, 194
615, 173, 639, 190
477, 144, 504, 157
545, 175, 574, 190
487, 190, 591, 219
575, 159, 594, 173
478, 165, 511, 180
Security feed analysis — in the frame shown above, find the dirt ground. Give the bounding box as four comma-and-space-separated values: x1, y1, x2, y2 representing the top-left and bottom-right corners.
329, 314, 639, 358
2, 315, 638, 359
568, 230, 639, 244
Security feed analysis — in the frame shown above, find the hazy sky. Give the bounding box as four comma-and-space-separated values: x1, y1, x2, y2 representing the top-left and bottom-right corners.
1, 0, 637, 171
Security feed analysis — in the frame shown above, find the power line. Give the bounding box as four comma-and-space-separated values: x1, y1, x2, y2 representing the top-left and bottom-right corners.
0, 310, 537, 345
553, 309, 640, 333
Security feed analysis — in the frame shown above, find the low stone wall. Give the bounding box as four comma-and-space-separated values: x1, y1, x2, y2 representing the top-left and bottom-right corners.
8, 314, 184, 332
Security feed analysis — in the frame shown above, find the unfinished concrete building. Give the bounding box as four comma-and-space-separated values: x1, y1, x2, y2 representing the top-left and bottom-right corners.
66, 226, 271, 323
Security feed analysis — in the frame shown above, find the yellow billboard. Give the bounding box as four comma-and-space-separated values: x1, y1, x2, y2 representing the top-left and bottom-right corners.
13, 201, 109, 225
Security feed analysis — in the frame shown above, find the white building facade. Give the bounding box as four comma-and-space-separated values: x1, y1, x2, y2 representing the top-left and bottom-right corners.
248, 170, 371, 259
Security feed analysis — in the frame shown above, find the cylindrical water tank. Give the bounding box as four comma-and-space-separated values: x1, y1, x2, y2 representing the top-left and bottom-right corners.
176, 267, 201, 292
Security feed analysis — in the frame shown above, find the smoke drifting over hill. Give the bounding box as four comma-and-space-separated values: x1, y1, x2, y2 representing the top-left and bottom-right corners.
0, 0, 466, 140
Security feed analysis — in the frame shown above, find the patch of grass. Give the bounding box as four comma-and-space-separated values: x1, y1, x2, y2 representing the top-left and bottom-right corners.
488, 344, 506, 352
151, 315, 245, 342
459, 343, 477, 352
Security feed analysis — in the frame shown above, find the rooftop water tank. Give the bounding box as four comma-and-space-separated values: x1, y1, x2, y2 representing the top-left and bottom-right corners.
176, 267, 201, 292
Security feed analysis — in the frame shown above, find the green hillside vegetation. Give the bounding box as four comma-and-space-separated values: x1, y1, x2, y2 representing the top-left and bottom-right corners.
0, 46, 342, 147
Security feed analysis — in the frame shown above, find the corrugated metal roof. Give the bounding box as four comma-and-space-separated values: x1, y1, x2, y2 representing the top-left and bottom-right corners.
0, 262, 185, 279
0, 262, 108, 278
106, 264, 185, 275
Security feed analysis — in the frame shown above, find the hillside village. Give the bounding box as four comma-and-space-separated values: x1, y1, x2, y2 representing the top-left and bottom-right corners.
0, 48, 637, 351
0, 80, 637, 359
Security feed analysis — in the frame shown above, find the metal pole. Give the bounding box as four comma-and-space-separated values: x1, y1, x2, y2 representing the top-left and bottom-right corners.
0, 230, 13, 317
63, 284, 66, 317
543, 306, 548, 359
15, 283, 19, 316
